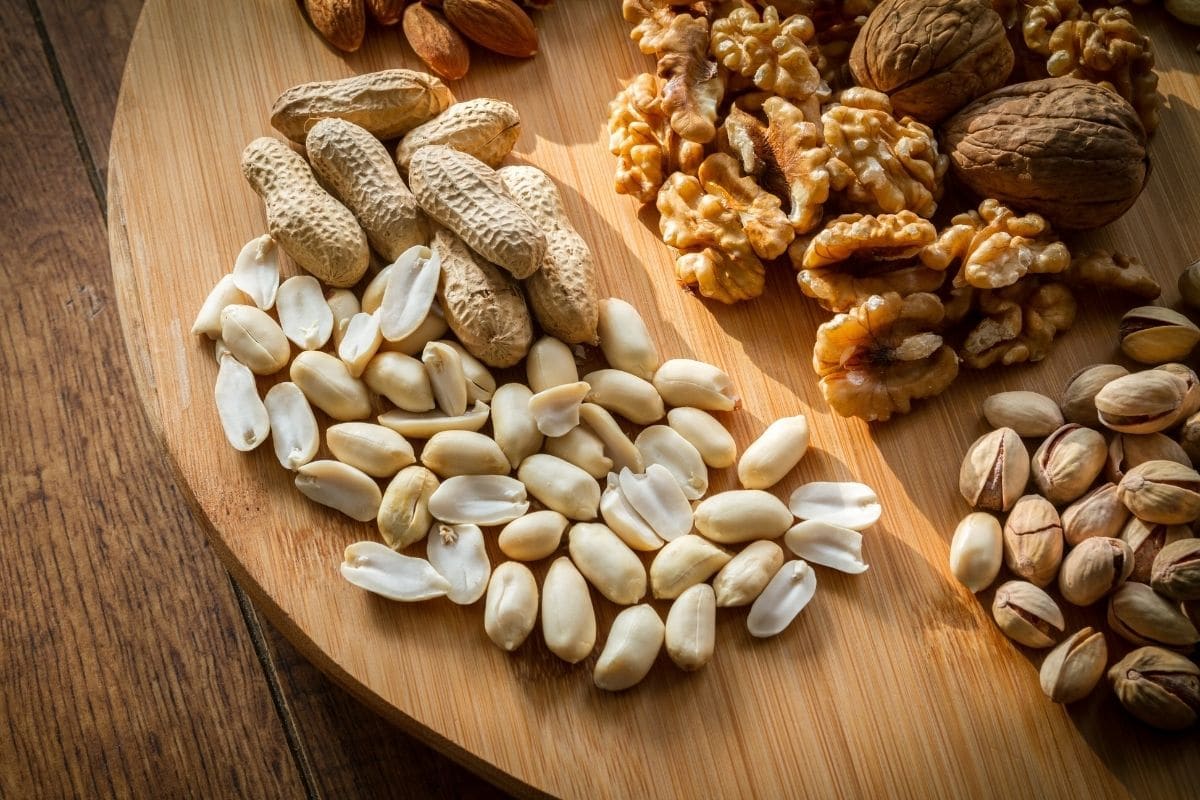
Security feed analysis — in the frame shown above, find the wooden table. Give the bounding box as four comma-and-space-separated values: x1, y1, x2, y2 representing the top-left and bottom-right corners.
0, 1, 496, 796
4, 1, 1199, 797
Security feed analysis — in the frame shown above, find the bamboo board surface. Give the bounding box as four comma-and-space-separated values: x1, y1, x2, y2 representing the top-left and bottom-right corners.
108, 2, 1200, 797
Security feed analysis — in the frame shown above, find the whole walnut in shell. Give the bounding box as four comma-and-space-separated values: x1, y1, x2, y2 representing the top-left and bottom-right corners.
850, 0, 1014, 124
942, 78, 1148, 230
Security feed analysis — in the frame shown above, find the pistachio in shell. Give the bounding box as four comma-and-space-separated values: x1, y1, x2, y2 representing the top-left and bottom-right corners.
1040, 627, 1107, 704
1119, 306, 1200, 365
1061, 363, 1128, 428
1117, 460, 1200, 525
1152, 538, 1200, 601
1108, 646, 1200, 730
1095, 370, 1188, 435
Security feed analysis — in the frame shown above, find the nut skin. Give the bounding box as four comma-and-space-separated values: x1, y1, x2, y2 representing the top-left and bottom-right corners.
1117, 460, 1200, 526
850, 0, 1013, 124
959, 427, 1029, 512
305, 0, 366, 53
1040, 627, 1107, 704
1094, 370, 1188, 435
1031, 424, 1106, 505
443, 0, 538, 58
1108, 646, 1200, 730
402, 3, 471, 81
982, 391, 1063, 438
1058, 537, 1134, 607
1152, 539, 1200, 601
1002, 495, 1063, 587
992, 580, 1064, 648
942, 78, 1149, 231
949, 512, 1003, 592
1121, 517, 1194, 585
1062, 483, 1129, 547
1119, 307, 1200, 365
1107, 581, 1200, 649
1061, 364, 1128, 428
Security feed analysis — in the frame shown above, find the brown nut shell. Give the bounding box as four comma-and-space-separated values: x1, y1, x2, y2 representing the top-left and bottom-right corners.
1058, 536, 1133, 607
849, 0, 1013, 124
1061, 483, 1129, 547
1120, 517, 1193, 584
992, 580, 1064, 648
1119, 307, 1200, 365
959, 427, 1028, 512
1106, 433, 1191, 484
1107, 581, 1200, 649
942, 79, 1148, 231
1108, 646, 1200, 730
1031, 424, 1106, 505
1061, 363, 1128, 428
1040, 627, 1107, 704
1117, 460, 1200, 525
982, 391, 1063, 438
1002, 495, 1063, 587
1152, 539, 1200, 601
1095, 370, 1188, 435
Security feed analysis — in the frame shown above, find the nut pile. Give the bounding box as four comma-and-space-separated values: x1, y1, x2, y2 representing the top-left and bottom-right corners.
196, 68, 881, 691
300, 0, 549, 79
607, 0, 1166, 422
951, 328, 1200, 729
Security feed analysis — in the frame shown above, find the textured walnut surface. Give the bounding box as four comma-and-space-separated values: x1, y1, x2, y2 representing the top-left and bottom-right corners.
942, 78, 1148, 230
850, 0, 1014, 122
813, 292, 960, 421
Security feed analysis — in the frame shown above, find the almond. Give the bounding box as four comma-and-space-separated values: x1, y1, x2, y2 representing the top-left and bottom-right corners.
443, 0, 538, 59
366, 0, 406, 26
404, 3, 471, 81
304, 0, 366, 53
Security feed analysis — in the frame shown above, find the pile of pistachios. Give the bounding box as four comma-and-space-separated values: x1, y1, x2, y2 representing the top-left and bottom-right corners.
950, 294, 1200, 731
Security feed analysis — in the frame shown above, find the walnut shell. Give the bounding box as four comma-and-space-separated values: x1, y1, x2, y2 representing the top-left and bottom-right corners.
849, 0, 1013, 124
942, 78, 1148, 231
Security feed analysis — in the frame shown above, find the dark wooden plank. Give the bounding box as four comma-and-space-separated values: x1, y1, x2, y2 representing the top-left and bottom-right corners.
0, 2, 307, 797
32, 0, 140, 194
252, 607, 504, 800
37, 0, 516, 792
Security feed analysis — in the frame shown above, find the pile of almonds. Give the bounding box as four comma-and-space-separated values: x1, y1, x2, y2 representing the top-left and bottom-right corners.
301, 0, 548, 80
196, 68, 882, 691
950, 313, 1200, 728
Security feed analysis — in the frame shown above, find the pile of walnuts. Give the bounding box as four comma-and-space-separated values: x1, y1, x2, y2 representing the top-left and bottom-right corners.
607, 0, 1167, 422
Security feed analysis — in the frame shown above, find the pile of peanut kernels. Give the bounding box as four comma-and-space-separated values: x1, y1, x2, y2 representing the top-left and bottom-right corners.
951, 299, 1200, 729
195, 69, 882, 692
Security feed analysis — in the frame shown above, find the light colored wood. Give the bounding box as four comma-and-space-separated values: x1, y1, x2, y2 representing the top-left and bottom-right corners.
108, 2, 1200, 797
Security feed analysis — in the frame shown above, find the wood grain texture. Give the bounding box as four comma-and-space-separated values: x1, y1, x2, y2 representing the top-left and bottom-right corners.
108, 1, 1200, 798
0, 1, 305, 797
33, 0, 509, 794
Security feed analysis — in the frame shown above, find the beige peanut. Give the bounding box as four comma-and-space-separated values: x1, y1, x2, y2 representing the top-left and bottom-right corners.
241, 137, 369, 288
270, 69, 452, 143
306, 118, 428, 262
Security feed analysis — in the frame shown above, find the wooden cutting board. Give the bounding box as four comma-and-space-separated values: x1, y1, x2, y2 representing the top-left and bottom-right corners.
108, 1, 1200, 796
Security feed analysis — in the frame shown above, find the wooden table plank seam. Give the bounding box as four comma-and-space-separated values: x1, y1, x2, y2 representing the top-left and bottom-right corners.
32, 12, 327, 794
231, 579, 323, 800
26, 0, 105, 211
